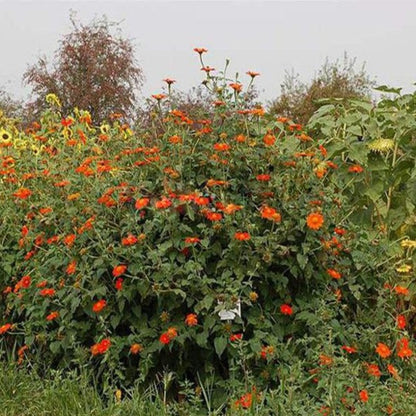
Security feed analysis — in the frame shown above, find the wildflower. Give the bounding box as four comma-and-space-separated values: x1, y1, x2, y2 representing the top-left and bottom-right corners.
375, 342, 392, 359
366, 363, 381, 378
0, 129, 12, 143
260, 345, 274, 359
368, 138, 394, 153
0, 323, 12, 334
20, 275, 31, 288
260, 206, 281, 222
91, 338, 111, 355
256, 174, 271, 181
46, 311, 59, 321
249, 292, 259, 302
114, 277, 123, 291
168, 135, 182, 144
135, 197, 150, 209
400, 239, 416, 249
263, 133, 276, 146
152, 94, 166, 101
341, 345, 357, 354
13, 188, 32, 199
213, 143, 231, 152
39, 288, 55, 297
122, 234, 138, 246
205, 211, 222, 221
63, 234, 76, 247
394, 285, 409, 296
201, 66, 215, 73
163, 78, 176, 85
246, 71, 260, 78
280, 304, 293, 315
66, 260, 77, 275
359, 390, 369, 403
348, 164, 364, 173
397, 314, 406, 330
155, 197, 172, 209
387, 364, 399, 379
230, 333, 243, 342
306, 212, 324, 230
397, 338, 413, 359
222, 203, 243, 215
160, 333, 171, 345
185, 313, 198, 326
113, 265, 127, 277
229, 83, 242, 93
185, 237, 200, 244
234, 232, 251, 241
396, 264, 412, 274
93, 299, 106, 313
319, 354, 333, 366
327, 268, 341, 279
130, 343, 143, 354
194, 47, 208, 55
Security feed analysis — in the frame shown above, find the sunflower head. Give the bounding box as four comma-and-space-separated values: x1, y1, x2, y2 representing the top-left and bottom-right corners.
368, 138, 394, 154
100, 124, 110, 135
0, 129, 12, 143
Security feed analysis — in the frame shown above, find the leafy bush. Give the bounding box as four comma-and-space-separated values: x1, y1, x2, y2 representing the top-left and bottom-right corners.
1, 51, 415, 411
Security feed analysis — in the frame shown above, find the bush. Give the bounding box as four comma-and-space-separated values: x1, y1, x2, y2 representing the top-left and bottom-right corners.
1, 51, 415, 410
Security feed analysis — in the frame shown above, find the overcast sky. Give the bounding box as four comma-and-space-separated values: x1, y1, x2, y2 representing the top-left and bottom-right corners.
1, 0, 415, 105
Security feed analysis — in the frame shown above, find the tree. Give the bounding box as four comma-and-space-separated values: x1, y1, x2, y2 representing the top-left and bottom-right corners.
0, 88, 23, 119
23, 13, 144, 122
269, 53, 375, 125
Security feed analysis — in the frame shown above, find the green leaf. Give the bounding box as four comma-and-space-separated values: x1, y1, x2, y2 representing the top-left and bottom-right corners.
214, 337, 227, 357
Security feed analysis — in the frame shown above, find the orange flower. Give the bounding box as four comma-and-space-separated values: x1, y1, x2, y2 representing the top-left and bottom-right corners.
213, 143, 231, 152
152, 94, 166, 101
0, 323, 12, 334
222, 204, 243, 215
66, 260, 76, 275
229, 83, 242, 93
92, 299, 106, 313
167, 327, 178, 340
205, 211, 222, 221
13, 188, 32, 199
366, 363, 381, 378
46, 311, 59, 321
135, 197, 150, 209
235, 134, 246, 143
185, 313, 198, 326
115, 278, 123, 291
63, 234, 76, 247
280, 304, 293, 315
375, 342, 392, 359
168, 135, 182, 144
327, 268, 341, 279
397, 338, 413, 359
91, 338, 111, 355
122, 234, 138, 246
397, 314, 406, 330
185, 237, 200, 244
155, 197, 172, 209
319, 354, 333, 366
260, 206, 281, 222
194, 47, 208, 55
256, 174, 271, 181
230, 333, 243, 342
113, 264, 127, 277
160, 333, 171, 345
341, 345, 357, 354
130, 343, 143, 354
263, 133, 276, 146
234, 232, 251, 241
394, 285, 409, 296
359, 390, 369, 403
20, 275, 31, 288
306, 212, 324, 230
348, 164, 364, 173
387, 364, 399, 379
39, 288, 55, 297
246, 71, 260, 78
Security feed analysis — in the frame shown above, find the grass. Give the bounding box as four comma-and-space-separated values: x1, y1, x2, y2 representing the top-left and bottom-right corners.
2, 361, 416, 416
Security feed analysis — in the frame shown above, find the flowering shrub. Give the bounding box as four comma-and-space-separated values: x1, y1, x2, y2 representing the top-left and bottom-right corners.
0, 50, 415, 410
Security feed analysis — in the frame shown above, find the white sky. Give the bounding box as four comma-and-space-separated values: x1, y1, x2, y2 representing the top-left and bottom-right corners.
1, 0, 415, 105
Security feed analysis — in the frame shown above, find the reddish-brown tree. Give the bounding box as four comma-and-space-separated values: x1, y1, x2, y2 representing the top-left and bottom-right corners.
23, 14, 144, 122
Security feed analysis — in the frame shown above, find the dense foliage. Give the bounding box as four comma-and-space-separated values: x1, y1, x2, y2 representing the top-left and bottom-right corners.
1, 51, 415, 413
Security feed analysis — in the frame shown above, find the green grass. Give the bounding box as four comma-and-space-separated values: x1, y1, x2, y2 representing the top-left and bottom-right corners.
2, 362, 416, 416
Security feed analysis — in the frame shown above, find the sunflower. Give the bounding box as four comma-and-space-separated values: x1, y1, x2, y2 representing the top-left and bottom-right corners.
368, 138, 394, 154
100, 124, 110, 134
0, 129, 12, 143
